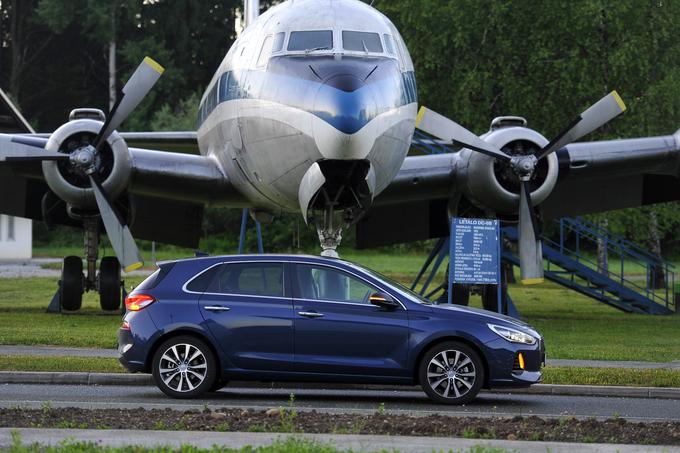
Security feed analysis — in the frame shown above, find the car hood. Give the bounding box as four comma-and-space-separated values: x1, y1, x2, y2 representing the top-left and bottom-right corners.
431, 304, 535, 331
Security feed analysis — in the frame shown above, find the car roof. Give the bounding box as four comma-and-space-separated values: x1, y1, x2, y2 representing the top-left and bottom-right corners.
158, 253, 355, 267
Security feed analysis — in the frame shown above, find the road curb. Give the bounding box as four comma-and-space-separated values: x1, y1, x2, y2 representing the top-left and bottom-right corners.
1, 371, 680, 399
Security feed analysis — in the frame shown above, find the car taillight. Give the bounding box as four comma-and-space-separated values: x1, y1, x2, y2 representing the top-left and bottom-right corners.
120, 321, 130, 330
125, 294, 156, 311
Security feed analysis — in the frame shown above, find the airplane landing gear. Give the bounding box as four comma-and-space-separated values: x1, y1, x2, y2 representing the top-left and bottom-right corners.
316, 211, 344, 258
48, 218, 125, 313
314, 203, 363, 258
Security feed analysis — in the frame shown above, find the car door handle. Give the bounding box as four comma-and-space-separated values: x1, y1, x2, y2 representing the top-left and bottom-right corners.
204, 306, 231, 312
298, 311, 324, 318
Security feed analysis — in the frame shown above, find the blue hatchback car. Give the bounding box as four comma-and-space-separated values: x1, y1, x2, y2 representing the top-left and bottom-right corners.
119, 254, 545, 404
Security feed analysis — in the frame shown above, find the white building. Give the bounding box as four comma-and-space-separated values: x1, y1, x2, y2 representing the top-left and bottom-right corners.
0, 215, 32, 260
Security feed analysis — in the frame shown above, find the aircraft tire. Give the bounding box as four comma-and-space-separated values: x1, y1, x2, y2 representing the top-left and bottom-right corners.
60, 256, 83, 311
99, 257, 122, 311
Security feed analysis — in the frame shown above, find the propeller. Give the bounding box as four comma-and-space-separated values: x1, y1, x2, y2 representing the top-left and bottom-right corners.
416, 91, 626, 284
0, 57, 165, 272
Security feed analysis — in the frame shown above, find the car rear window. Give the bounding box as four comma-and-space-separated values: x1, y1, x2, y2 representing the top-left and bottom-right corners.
185, 264, 221, 293
136, 262, 176, 291
207, 262, 284, 297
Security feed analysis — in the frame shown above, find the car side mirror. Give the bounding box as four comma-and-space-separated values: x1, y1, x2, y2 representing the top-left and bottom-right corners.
369, 292, 399, 310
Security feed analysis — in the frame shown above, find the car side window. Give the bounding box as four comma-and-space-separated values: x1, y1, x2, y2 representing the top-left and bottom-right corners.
296, 264, 377, 305
207, 263, 284, 297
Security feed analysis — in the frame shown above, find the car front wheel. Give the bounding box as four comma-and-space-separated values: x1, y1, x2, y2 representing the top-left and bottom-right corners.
152, 336, 217, 399
419, 341, 484, 405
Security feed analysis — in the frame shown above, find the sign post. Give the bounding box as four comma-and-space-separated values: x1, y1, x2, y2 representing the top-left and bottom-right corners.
448, 218, 502, 312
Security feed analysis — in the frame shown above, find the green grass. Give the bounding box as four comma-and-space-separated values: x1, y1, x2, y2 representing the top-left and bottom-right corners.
5, 433, 512, 453
9, 433, 499, 453
504, 283, 680, 362
0, 356, 124, 373
542, 366, 680, 387
0, 277, 145, 349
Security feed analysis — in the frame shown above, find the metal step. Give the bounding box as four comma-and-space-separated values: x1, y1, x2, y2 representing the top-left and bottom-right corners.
502, 225, 674, 315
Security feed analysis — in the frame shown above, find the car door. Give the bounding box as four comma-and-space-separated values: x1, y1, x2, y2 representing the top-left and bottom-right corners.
292, 262, 410, 377
197, 261, 294, 372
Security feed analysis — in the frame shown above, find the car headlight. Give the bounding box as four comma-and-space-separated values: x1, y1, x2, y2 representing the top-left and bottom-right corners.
488, 324, 537, 345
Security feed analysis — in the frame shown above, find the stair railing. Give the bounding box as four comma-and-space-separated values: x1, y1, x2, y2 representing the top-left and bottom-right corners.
549, 217, 675, 311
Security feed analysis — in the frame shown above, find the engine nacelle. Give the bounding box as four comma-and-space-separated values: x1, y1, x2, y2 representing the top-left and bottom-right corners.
42, 119, 132, 210
456, 126, 559, 214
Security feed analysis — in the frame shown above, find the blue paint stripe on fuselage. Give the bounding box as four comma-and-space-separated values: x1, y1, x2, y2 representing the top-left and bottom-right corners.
197, 60, 417, 134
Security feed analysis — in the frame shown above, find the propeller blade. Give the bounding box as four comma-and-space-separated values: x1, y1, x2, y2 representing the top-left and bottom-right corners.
536, 91, 626, 160
88, 174, 144, 272
93, 57, 164, 150
0, 136, 68, 162
518, 181, 544, 284
415, 107, 512, 162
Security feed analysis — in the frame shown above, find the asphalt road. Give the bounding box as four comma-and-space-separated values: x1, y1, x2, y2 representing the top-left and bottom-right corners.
1, 383, 679, 422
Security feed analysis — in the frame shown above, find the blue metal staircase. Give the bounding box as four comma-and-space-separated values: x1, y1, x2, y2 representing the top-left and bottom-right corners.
503, 218, 676, 315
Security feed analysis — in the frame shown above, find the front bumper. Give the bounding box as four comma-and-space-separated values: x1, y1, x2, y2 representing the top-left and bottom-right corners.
484, 337, 545, 388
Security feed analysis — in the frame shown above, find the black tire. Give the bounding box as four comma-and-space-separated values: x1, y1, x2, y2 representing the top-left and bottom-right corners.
99, 257, 121, 311
60, 256, 83, 311
451, 284, 470, 306
210, 379, 229, 392
481, 284, 499, 312
152, 335, 217, 399
419, 341, 484, 405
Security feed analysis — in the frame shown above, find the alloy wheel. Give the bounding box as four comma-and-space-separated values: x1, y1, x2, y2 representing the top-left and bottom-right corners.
158, 343, 208, 392
426, 349, 476, 399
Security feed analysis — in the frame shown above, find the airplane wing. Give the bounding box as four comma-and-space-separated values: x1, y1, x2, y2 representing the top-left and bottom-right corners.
29, 131, 200, 154
0, 134, 245, 249
358, 129, 680, 248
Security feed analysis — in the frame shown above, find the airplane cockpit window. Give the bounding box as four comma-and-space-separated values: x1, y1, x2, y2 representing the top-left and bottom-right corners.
383, 34, 395, 55
272, 32, 285, 53
287, 30, 333, 52
257, 35, 273, 66
342, 31, 383, 53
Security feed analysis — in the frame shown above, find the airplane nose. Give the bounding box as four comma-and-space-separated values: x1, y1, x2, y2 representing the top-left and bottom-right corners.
313, 74, 375, 136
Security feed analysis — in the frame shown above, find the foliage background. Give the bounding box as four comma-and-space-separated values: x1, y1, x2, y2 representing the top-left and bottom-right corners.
2, 0, 680, 255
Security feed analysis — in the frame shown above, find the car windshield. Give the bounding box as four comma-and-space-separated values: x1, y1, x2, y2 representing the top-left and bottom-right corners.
345, 261, 432, 305
287, 30, 333, 52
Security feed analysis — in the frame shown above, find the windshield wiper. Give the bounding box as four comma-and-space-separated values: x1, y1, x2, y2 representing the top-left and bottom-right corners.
304, 46, 331, 55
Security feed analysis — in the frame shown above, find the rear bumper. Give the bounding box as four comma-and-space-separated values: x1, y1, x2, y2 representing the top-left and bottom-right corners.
118, 328, 146, 373
117, 310, 157, 373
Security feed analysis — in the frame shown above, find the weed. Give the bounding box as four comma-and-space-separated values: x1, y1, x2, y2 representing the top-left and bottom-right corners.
215, 422, 230, 432
376, 402, 386, 415
462, 429, 478, 439
247, 424, 267, 432
278, 393, 298, 433
153, 420, 168, 430
529, 432, 542, 441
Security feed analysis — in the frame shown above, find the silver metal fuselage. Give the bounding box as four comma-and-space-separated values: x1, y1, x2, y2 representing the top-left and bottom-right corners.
196, 0, 417, 214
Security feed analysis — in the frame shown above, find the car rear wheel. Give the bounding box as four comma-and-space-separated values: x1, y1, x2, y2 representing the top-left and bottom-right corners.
419, 341, 484, 405
152, 336, 217, 399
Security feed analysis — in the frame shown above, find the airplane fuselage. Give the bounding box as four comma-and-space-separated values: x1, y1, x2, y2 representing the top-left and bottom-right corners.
196, 0, 417, 214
